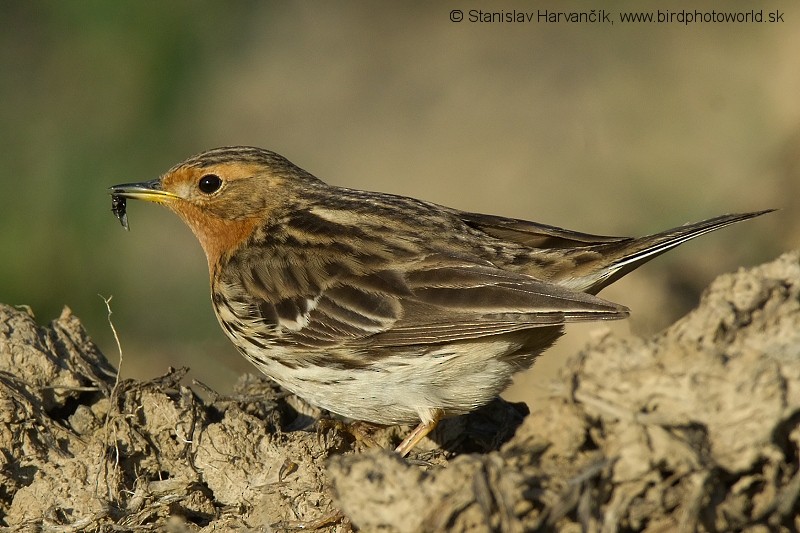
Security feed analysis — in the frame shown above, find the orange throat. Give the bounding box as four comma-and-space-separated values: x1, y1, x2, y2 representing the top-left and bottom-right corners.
174, 205, 260, 272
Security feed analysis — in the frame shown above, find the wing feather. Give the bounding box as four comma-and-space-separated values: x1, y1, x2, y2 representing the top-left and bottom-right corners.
450, 209, 631, 248
256, 258, 628, 349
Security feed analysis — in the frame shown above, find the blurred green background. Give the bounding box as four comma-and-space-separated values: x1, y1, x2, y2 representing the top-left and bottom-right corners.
1, 1, 796, 401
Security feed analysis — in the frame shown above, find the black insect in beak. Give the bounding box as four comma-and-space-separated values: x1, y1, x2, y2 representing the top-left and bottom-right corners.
111, 194, 128, 230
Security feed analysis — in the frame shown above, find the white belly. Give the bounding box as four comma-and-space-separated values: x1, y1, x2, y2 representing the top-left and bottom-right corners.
240, 338, 525, 425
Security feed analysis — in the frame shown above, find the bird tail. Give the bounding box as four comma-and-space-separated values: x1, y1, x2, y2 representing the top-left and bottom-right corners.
581, 209, 774, 294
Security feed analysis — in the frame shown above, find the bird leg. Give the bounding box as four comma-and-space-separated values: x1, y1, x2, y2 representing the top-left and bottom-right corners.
395, 409, 443, 457
316, 418, 381, 451
345, 420, 382, 450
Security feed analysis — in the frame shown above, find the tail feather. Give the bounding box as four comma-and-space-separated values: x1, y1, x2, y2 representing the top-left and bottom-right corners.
584, 209, 774, 294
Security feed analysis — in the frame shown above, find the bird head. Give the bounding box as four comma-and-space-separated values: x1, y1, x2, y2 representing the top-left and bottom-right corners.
109, 146, 321, 268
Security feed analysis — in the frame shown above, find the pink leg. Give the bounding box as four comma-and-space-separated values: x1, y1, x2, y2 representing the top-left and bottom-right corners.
394, 409, 443, 457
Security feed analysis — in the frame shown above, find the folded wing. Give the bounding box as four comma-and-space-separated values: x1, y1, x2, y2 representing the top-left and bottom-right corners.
253, 256, 629, 349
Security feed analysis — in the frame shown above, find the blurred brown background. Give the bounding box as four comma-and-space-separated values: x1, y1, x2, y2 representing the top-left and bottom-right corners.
1, 1, 796, 405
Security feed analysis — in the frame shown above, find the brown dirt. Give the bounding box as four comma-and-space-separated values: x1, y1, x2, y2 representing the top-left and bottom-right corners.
1, 252, 799, 532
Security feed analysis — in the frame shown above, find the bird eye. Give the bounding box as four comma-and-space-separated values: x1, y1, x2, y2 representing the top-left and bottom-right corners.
198, 174, 222, 194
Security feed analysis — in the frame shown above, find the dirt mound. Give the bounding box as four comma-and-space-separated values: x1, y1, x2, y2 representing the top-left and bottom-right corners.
1, 252, 799, 532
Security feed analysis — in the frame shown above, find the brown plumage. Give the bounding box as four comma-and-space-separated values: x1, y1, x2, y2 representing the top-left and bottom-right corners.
109, 146, 771, 456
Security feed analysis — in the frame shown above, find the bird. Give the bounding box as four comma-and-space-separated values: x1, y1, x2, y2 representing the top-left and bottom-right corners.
109, 146, 771, 456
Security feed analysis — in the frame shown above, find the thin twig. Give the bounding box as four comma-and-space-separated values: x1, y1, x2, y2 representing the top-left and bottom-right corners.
96, 294, 125, 503
100, 294, 124, 388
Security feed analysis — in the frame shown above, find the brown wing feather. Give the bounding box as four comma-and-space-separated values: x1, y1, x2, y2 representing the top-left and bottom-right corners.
449, 209, 631, 248
257, 257, 629, 349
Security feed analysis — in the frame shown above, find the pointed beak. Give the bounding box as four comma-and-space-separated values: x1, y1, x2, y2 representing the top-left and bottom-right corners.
107, 179, 179, 203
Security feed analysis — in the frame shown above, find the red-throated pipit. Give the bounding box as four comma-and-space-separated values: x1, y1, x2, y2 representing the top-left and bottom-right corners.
109, 146, 770, 456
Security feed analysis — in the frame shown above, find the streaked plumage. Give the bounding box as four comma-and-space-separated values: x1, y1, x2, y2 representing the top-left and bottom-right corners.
109, 146, 771, 455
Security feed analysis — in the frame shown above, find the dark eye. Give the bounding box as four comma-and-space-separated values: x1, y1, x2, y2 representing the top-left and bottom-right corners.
198, 174, 222, 194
